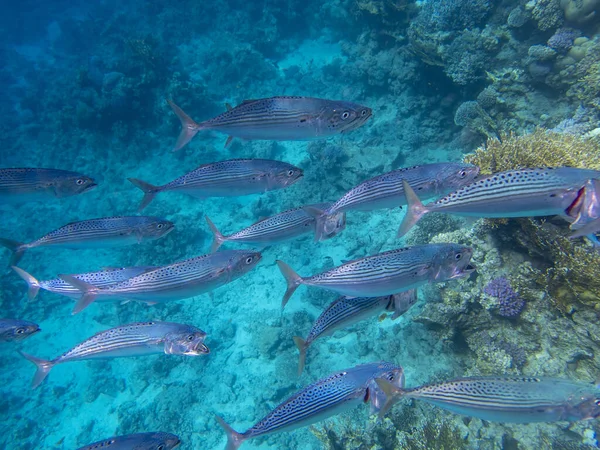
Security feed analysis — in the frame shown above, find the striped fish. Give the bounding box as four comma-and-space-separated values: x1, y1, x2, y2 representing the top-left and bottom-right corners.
128, 159, 303, 211
216, 361, 404, 450
293, 290, 417, 374
0, 168, 96, 203
0, 319, 40, 342
168, 96, 372, 150
0, 216, 174, 266
376, 376, 600, 423
60, 250, 262, 314
20, 321, 209, 389
567, 178, 600, 242
11, 265, 158, 300
277, 243, 475, 309
398, 167, 600, 237
306, 163, 480, 241
77, 432, 181, 450
205, 202, 345, 253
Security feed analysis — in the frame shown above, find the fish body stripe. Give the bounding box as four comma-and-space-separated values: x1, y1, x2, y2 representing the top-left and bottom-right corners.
59, 334, 156, 361
229, 209, 312, 240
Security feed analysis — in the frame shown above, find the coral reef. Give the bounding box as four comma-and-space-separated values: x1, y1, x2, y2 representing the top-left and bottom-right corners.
484, 277, 526, 318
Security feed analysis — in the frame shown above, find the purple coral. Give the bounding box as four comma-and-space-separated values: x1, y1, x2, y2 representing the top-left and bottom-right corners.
547, 28, 580, 53
484, 277, 525, 318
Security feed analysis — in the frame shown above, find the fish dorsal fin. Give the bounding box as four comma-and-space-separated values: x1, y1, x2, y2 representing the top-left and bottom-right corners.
240, 99, 258, 105
224, 136, 234, 148
225, 103, 233, 111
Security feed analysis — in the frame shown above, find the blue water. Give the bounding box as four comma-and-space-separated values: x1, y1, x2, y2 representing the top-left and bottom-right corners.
2, 1, 600, 449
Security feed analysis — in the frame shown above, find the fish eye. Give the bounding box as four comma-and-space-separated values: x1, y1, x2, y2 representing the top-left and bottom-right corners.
157, 445, 165, 450
157, 223, 164, 229
76, 178, 86, 185
287, 169, 295, 176
187, 334, 195, 341
455, 253, 462, 260
341, 111, 350, 120
16, 328, 25, 334
245, 256, 254, 264
361, 109, 367, 116
459, 170, 467, 177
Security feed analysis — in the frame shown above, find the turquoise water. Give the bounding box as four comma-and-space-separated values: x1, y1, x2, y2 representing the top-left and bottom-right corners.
2, 1, 600, 449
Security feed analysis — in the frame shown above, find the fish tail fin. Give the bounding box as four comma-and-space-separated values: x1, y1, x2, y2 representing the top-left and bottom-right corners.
19, 351, 54, 389
206, 216, 226, 253
167, 99, 201, 151
11, 266, 41, 300
276, 260, 303, 310
127, 178, 160, 212
397, 180, 428, 238
375, 378, 405, 420
215, 416, 246, 450
0, 238, 26, 266
303, 206, 329, 242
292, 336, 308, 375
59, 275, 99, 315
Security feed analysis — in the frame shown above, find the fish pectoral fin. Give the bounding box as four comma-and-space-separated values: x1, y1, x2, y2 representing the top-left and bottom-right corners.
225, 103, 233, 111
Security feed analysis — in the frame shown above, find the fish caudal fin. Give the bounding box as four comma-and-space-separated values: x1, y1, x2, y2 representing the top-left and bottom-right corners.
397, 180, 428, 238
216, 416, 246, 450
19, 351, 54, 389
276, 260, 303, 310
292, 336, 308, 375
206, 216, 226, 253
59, 275, 99, 315
11, 266, 41, 300
128, 178, 161, 212
0, 238, 26, 266
303, 206, 328, 242
374, 378, 404, 420
167, 99, 201, 151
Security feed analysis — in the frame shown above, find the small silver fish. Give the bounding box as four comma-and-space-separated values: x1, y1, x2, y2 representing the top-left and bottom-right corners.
0, 216, 174, 266
277, 243, 475, 309
128, 159, 303, 211
376, 376, 600, 423
206, 202, 345, 253
0, 319, 40, 342
216, 361, 404, 450
0, 168, 96, 203
11, 265, 158, 300
168, 96, 372, 150
77, 432, 181, 450
60, 250, 262, 314
20, 321, 209, 389
293, 290, 417, 374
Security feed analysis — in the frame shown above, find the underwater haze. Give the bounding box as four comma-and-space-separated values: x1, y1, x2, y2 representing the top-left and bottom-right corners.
3, 0, 600, 449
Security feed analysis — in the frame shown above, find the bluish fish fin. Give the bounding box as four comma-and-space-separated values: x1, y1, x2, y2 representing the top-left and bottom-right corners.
292, 336, 308, 375
206, 216, 226, 253
167, 99, 201, 151
215, 416, 245, 450
59, 275, 99, 315
225, 136, 234, 148
397, 180, 427, 238
19, 351, 54, 389
570, 217, 600, 239
128, 178, 160, 212
276, 260, 303, 310
11, 266, 41, 300
302, 206, 327, 241
375, 378, 404, 420
0, 238, 26, 266
391, 289, 418, 319
225, 103, 233, 111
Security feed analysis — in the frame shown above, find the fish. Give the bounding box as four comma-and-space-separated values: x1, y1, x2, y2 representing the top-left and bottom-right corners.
0, 319, 40, 342
216, 361, 404, 450
11, 265, 158, 300
305, 163, 480, 241
376, 376, 600, 423
77, 432, 181, 450
20, 321, 209, 389
0, 216, 174, 266
293, 290, 417, 374
205, 202, 345, 253
0, 168, 97, 203
168, 96, 372, 150
128, 159, 303, 211
60, 250, 262, 314
397, 167, 600, 237
276, 243, 475, 309
567, 178, 600, 241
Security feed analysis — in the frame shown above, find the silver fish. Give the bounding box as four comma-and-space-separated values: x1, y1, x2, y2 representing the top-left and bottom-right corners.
216, 361, 404, 450
0, 216, 174, 266
128, 159, 303, 211
377, 376, 600, 423
293, 290, 417, 374
20, 321, 209, 389
398, 167, 600, 237
277, 243, 475, 309
168, 96, 372, 150
11, 265, 158, 300
206, 202, 345, 253
306, 163, 480, 241
567, 178, 600, 241
77, 432, 181, 450
0, 168, 96, 203
60, 250, 262, 314
0, 319, 40, 342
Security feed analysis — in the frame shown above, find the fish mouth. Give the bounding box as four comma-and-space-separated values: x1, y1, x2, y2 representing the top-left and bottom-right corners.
457, 263, 476, 277
82, 183, 98, 193
194, 343, 210, 355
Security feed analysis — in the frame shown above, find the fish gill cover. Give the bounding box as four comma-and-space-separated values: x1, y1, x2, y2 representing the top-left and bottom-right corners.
2, 0, 600, 449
